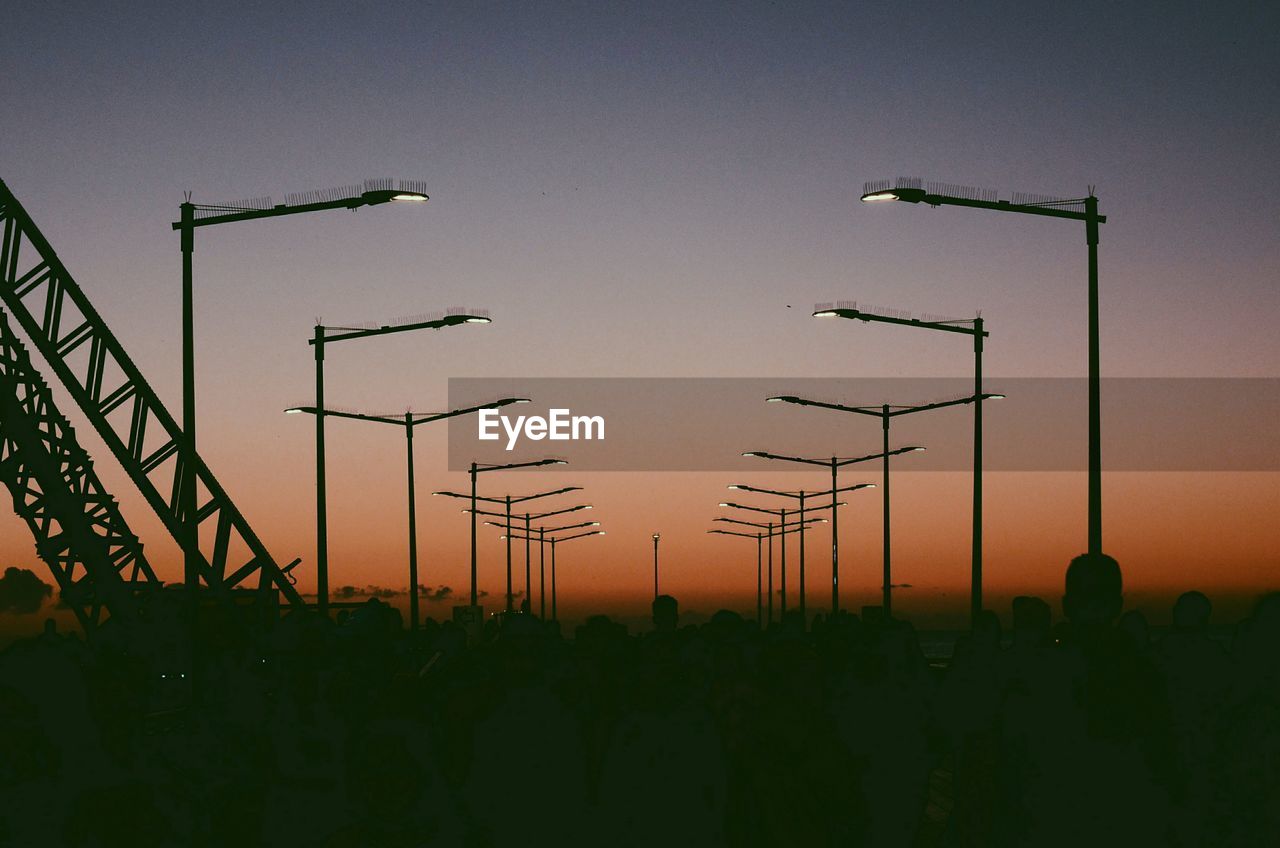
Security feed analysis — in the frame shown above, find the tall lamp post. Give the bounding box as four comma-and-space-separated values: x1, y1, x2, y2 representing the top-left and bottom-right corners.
432, 465, 575, 607
812, 304, 990, 624
284, 397, 527, 629
742, 447, 919, 614
306, 310, 491, 617
768, 394, 1000, 616
860, 178, 1105, 553
725, 483, 873, 622
172, 178, 429, 618
502, 529, 605, 622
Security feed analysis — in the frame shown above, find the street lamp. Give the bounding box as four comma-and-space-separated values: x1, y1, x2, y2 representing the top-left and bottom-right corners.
707, 527, 765, 625
465, 503, 592, 612
742, 448, 916, 615
859, 177, 1106, 554
652, 533, 661, 599
303, 310, 491, 617
712, 516, 825, 625
284, 397, 527, 629
172, 178, 430, 618
487, 519, 600, 618
718, 501, 839, 618
767, 393, 1001, 615
724, 483, 873, 623
813, 301, 993, 625
501, 529, 604, 621
432, 463, 574, 607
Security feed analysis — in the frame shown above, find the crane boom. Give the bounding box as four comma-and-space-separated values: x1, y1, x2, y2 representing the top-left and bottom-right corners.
0, 179, 303, 612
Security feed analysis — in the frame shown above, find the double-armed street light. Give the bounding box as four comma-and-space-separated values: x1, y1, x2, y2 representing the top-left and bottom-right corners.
859, 178, 1106, 554
712, 516, 826, 625
813, 303, 992, 625
708, 528, 764, 624
172, 178, 429, 615
301, 310, 492, 616
487, 519, 601, 618
725, 483, 874, 622
718, 501, 838, 619
742, 448, 919, 615
432, 463, 575, 608
767, 393, 1002, 616
284, 397, 527, 628
466, 503, 592, 612
501, 529, 605, 621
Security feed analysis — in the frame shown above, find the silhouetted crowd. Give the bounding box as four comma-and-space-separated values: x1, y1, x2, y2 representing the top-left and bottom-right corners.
1, 553, 1278, 847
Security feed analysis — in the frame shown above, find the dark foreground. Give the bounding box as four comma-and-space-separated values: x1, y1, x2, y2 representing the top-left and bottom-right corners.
1, 555, 1277, 847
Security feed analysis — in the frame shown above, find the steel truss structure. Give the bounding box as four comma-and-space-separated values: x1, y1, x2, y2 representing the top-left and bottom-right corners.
0, 180, 303, 624
0, 307, 156, 631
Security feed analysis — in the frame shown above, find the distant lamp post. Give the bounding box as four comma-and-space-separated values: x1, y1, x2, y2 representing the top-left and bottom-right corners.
501, 529, 604, 621
743, 448, 914, 615
468, 503, 592, 611
812, 302, 992, 626
724, 483, 873, 623
432, 463, 574, 607
172, 178, 430, 618
708, 528, 765, 624
717, 501, 838, 619
712, 515, 826, 625
486, 519, 600, 618
284, 396, 527, 628
859, 177, 1105, 554
768, 393, 1001, 616
652, 534, 661, 599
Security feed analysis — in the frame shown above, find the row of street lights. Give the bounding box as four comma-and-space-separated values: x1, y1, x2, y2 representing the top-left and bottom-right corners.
178, 180, 601, 628
714, 177, 1104, 628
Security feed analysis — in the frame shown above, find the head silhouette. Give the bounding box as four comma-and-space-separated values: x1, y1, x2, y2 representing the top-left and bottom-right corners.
652, 594, 678, 633
1172, 590, 1211, 631
1063, 552, 1123, 628
1012, 595, 1051, 634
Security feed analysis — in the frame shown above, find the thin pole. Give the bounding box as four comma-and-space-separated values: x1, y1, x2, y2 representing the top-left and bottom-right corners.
524, 514, 531, 612
767, 522, 774, 626
1086, 195, 1102, 554
780, 507, 787, 616
539, 526, 546, 619
972, 316, 983, 628
551, 541, 558, 621
314, 325, 328, 617
180, 202, 199, 663
747, 535, 757, 627
882, 406, 891, 616
505, 496, 513, 612
405, 415, 419, 630
653, 535, 659, 599
830, 458, 839, 615
798, 491, 807, 624
469, 462, 478, 607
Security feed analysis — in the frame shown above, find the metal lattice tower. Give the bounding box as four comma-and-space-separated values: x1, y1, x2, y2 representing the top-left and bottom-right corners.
0, 179, 304, 613
0, 308, 157, 632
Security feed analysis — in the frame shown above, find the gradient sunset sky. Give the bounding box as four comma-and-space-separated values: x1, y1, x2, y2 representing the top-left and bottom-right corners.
2, 1, 1277, 629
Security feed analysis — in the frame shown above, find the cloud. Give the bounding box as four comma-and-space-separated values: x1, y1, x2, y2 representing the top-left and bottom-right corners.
0, 567, 53, 614
335, 585, 401, 599
420, 585, 453, 602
